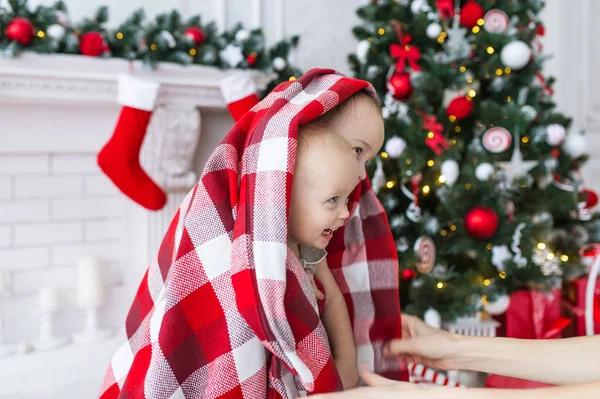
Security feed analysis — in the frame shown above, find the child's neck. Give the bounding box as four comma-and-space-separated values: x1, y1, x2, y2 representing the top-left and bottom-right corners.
287, 242, 301, 258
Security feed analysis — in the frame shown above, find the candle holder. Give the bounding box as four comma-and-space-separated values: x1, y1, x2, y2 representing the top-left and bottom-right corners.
73, 257, 112, 344
33, 287, 69, 351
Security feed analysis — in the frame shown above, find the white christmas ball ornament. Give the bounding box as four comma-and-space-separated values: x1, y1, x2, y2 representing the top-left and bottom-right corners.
484, 294, 510, 315
440, 160, 459, 186
500, 41, 532, 70
356, 40, 370, 63
47, 24, 66, 40
235, 29, 250, 42
475, 162, 495, 181
562, 131, 586, 158
545, 124, 566, 146
521, 105, 538, 122
385, 136, 407, 159
272, 57, 287, 71
424, 307, 442, 329
411, 0, 431, 14
426, 23, 442, 39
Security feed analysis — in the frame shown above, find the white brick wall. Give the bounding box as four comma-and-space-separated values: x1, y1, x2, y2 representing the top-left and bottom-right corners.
0, 152, 127, 343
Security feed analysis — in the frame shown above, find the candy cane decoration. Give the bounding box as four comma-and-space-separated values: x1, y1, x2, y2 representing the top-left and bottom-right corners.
408, 363, 464, 387
579, 244, 600, 336
414, 236, 436, 273
483, 9, 509, 33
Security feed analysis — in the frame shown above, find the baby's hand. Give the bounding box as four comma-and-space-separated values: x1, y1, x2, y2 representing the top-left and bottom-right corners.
305, 271, 325, 301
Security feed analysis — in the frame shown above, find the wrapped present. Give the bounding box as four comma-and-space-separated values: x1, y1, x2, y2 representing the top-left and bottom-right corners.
562, 277, 600, 336
495, 288, 570, 339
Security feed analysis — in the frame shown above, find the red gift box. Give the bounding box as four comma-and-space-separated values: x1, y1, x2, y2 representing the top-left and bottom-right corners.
495, 288, 568, 339
487, 288, 569, 389
562, 277, 600, 336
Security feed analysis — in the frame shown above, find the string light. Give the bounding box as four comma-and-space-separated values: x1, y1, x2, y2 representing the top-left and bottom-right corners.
537, 243, 546, 250
499, 271, 507, 279
477, 18, 485, 26
506, 96, 512, 102
472, 26, 480, 34
560, 255, 569, 262
428, 131, 435, 138
465, 183, 472, 190
449, 115, 457, 122
189, 48, 197, 56
483, 279, 491, 286
289, 76, 297, 81
504, 67, 512, 74
459, 66, 467, 72
150, 43, 158, 51
486, 243, 493, 250
450, 224, 457, 231
441, 229, 448, 236
405, 158, 412, 165
427, 160, 435, 167
450, 139, 457, 145
466, 76, 474, 83
116, 32, 124, 40
386, 181, 395, 189
496, 68, 503, 76
378, 28, 385, 35
481, 295, 489, 305
381, 152, 389, 159
438, 175, 447, 184
468, 89, 477, 98
455, 126, 461, 133
437, 32, 447, 43
437, 282, 444, 289
547, 252, 555, 260
423, 185, 431, 194
522, 136, 529, 143
37, 31, 45, 38
486, 46, 495, 54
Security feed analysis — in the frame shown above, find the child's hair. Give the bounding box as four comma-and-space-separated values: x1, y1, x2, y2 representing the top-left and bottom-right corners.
297, 125, 354, 157
305, 89, 381, 130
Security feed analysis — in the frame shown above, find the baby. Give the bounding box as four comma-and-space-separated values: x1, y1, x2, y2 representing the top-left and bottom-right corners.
288, 125, 360, 389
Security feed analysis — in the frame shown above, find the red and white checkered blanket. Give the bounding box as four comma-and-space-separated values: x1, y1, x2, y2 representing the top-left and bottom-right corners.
99, 68, 406, 398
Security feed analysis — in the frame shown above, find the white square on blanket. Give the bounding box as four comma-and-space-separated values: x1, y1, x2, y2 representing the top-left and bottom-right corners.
342, 261, 371, 292
111, 342, 135, 382
195, 233, 232, 280
256, 138, 289, 173
253, 241, 287, 282
232, 336, 266, 382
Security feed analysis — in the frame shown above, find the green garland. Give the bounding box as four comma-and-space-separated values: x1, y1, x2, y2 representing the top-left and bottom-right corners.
0, 0, 303, 93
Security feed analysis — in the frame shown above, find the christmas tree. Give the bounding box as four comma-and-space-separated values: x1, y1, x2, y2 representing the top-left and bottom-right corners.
349, 0, 600, 321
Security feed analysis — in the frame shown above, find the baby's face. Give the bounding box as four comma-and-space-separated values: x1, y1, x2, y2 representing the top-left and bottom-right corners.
289, 143, 359, 250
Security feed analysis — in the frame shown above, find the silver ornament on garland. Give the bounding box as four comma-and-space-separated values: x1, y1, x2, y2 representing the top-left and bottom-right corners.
497, 128, 539, 185
511, 223, 528, 268
532, 246, 562, 277
491, 245, 512, 271
444, 16, 470, 61
484, 294, 510, 315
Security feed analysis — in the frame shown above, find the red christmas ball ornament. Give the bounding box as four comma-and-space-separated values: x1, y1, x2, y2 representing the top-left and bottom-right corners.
464, 206, 499, 239
402, 269, 417, 281
551, 149, 561, 158
447, 96, 473, 120
246, 53, 257, 67
387, 72, 413, 100
460, 0, 485, 29
184, 26, 206, 47
536, 23, 545, 36
6, 17, 35, 45
79, 32, 108, 57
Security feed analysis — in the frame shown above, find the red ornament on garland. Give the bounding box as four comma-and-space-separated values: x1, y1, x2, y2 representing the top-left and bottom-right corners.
581, 189, 599, 209
402, 269, 417, 281
80, 32, 108, 57
184, 26, 206, 47
436, 0, 455, 19
464, 206, 499, 239
6, 17, 35, 45
460, 0, 485, 29
246, 53, 257, 67
447, 96, 473, 120
387, 72, 413, 100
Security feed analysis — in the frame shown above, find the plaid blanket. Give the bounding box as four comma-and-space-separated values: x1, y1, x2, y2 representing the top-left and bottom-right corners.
99, 68, 407, 399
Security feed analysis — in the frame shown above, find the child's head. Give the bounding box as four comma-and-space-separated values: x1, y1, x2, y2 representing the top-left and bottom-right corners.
306, 90, 385, 181
288, 126, 359, 250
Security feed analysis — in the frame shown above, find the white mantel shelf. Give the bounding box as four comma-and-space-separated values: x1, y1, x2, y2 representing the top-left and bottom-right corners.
0, 52, 270, 108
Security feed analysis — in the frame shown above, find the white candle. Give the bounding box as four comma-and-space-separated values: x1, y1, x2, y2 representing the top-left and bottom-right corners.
76, 257, 105, 308
38, 287, 60, 312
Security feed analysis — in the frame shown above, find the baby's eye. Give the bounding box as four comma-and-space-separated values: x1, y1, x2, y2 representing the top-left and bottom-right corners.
328, 196, 338, 203
353, 147, 363, 156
